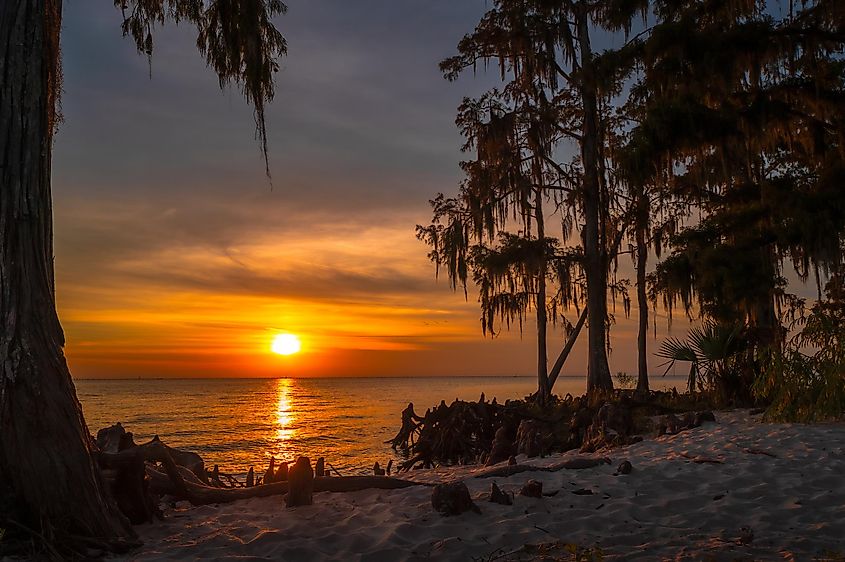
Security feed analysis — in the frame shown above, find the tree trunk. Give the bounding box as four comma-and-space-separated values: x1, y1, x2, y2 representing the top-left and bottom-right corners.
547, 306, 587, 393
576, 5, 612, 393
635, 200, 650, 394
534, 189, 549, 403
0, 0, 135, 550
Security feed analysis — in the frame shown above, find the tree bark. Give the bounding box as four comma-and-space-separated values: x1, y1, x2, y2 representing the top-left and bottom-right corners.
0, 0, 134, 549
635, 198, 650, 394
576, 4, 613, 393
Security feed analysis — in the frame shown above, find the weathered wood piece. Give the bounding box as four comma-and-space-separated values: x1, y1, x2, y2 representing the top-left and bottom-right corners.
473, 456, 610, 479
519, 479, 543, 498
431, 481, 480, 516
489, 482, 512, 505
286, 456, 314, 507
275, 461, 288, 482
264, 457, 277, 485
485, 427, 514, 466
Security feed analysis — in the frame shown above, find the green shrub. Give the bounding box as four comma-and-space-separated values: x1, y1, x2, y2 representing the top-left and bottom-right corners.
755, 280, 845, 421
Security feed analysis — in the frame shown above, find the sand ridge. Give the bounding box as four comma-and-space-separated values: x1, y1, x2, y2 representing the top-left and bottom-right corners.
122, 410, 845, 561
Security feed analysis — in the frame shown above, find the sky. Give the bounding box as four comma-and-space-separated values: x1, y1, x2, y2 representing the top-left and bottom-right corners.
54, 0, 689, 379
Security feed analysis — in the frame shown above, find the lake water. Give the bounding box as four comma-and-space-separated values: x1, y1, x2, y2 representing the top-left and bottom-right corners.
75, 376, 686, 477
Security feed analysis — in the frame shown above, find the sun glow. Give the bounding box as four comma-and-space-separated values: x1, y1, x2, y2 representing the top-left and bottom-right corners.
271, 334, 301, 355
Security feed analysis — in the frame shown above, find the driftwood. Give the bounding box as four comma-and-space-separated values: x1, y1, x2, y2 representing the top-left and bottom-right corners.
146, 467, 422, 506
286, 457, 314, 507
472, 456, 611, 479
489, 482, 512, 505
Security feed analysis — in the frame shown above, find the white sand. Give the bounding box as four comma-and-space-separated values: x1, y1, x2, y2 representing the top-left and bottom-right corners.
122, 410, 845, 561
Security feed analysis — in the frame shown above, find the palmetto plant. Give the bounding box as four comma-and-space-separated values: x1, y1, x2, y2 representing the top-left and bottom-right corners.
657, 321, 747, 393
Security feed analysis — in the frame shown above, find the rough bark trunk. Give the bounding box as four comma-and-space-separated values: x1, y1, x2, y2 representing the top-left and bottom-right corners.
0, 0, 135, 550
576, 5, 612, 393
635, 202, 650, 394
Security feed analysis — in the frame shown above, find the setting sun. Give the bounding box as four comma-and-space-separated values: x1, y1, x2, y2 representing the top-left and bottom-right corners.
271, 334, 301, 356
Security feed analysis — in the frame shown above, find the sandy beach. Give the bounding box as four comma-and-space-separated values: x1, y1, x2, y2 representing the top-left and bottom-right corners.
119, 410, 845, 561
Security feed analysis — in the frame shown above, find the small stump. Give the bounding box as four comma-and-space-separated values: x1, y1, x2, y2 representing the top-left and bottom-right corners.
519, 479, 543, 498
431, 481, 480, 516
486, 426, 513, 466
489, 482, 512, 505
286, 456, 314, 507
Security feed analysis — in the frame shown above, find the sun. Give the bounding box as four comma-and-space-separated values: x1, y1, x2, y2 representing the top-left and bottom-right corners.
271, 334, 301, 356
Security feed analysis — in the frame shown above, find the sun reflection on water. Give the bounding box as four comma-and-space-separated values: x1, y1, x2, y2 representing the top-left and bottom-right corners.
275, 378, 296, 444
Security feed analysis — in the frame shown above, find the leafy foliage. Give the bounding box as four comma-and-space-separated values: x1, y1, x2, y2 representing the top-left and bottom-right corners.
657, 321, 747, 397
756, 275, 845, 421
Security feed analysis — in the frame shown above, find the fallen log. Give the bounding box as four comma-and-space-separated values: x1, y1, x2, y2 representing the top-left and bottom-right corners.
472, 456, 611, 479
146, 468, 424, 505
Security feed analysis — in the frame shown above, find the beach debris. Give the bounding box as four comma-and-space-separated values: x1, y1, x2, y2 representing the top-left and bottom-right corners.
286, 456, 314, 507
386, 402, 424, 450
486, 426, 515, 466
276, 461, 288, 481
571, 488, 593, 495
373, 462, 385, 476
475, 456, 610, 479
489, 482, 513, 505
615, 460, 633, 475
386, 459, 393, 475
97, 424, 422, 515
517, 419, 544, 457
520, 479, 543, 498
246, 467, 254, 487
431, 481, 480, 516
659, 411, 717, 436
264, 457, 277, 485
749, 407, 765, 416
210, 465, 223, 487
580, 402, 635, 453
390, 396, 520, 471
315, 457, 325, 477
508, 455, 517, 466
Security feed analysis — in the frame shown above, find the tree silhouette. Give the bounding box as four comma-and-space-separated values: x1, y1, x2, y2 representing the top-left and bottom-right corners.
626, 0, 845, 400
420, 0, 654, 399
0, 0, 285, 552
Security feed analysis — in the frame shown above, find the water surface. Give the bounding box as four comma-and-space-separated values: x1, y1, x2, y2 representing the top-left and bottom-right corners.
76, 376, 685, 476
